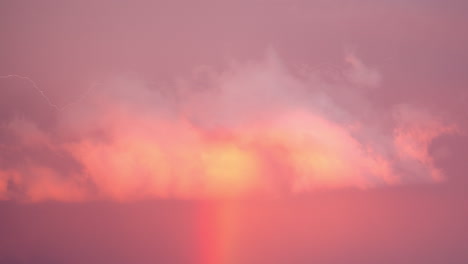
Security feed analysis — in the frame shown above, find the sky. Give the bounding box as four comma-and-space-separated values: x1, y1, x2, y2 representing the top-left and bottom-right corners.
0, 0, 468, 263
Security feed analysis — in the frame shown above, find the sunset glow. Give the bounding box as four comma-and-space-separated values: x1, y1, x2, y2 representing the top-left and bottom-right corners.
1, 1, 467, 263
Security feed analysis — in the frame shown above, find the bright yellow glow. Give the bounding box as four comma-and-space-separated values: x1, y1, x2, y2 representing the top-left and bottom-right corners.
202, 143, 258, 197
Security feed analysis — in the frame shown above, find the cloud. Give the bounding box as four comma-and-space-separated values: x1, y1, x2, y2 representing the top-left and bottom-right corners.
344, 53, 381, 88
0, 49, 456, 201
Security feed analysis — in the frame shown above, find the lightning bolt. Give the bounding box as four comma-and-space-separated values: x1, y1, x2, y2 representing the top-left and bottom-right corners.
0, 74, 102, 111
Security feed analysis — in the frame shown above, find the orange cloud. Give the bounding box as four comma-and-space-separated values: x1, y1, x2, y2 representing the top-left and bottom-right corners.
0, 50, 457, 201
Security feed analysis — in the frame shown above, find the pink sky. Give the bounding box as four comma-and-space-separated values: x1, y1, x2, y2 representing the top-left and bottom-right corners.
1, 0, 468, 263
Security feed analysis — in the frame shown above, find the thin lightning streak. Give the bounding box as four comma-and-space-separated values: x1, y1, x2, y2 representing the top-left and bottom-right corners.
0, 74, 102, 111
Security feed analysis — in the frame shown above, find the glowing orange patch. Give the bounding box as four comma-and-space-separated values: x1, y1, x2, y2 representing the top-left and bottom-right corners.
202, 142, 259, 197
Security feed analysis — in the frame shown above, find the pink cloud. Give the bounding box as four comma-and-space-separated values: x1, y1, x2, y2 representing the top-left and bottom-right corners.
0, 50, 457, 201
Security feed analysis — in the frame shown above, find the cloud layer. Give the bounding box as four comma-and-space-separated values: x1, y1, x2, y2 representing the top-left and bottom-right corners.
0, 50, 456, 201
